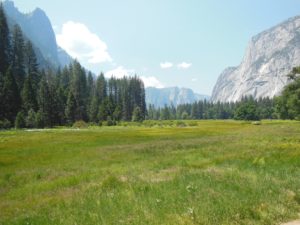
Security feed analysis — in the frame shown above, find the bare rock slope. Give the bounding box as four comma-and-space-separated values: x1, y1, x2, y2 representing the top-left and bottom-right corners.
211, 16, 300, 102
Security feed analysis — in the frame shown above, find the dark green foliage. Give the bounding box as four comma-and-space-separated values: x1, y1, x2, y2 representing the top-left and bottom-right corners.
25, 109, 37, 128
37, 75, 52, 127
275, 67, 300, 120
21, 75, 37, 112
234, 97, 259, 121
2, 67, 21, 122
0, 3, 10, 75
24, 41, 40, 89
0, 119, 11, 129
15, 111, 25, 128
65, 91, 77, 125
147, 97, 274, 121
132, 106, 143, 122
11, 24, 25, 89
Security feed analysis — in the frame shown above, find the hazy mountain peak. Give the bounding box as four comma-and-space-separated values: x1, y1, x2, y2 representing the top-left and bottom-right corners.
2, 0, 72, 69
146, 87, 210, 108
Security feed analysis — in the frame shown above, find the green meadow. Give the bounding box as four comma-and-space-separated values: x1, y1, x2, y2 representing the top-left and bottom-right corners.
0, 120, 300, 225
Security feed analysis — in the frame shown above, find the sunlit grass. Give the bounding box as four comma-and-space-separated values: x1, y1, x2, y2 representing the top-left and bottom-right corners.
0, 120, 299, 224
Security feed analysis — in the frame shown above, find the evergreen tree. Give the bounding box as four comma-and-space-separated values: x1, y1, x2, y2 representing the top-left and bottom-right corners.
25, 41, 39, 90
21, 74, 37, 112
65, 91, 77, 125
0, 3, 11, 75
132, 106, 143, 122
25, 108, 37, 128
276, 67, 300, 120
2, 66, 21, 122
15, 111, 25, 128
11, 24, 25, 89
37, 75, 51, 127
71, 61, 87, 121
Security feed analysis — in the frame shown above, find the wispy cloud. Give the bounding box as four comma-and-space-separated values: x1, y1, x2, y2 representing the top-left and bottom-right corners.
177, 62, 192, 69
191, 78, 198, 82
56, 21, 112, 64
160, 62, 173, 69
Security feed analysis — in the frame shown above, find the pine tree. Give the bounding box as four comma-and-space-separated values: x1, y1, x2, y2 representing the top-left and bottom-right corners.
132, 106, 143, 122
96, 73, 107, 104
65, 91, 77, 125
15, 111, 25, 128
37, 75, 51, 127
21, 74, 37, 112
11, 24, 25, 89
25, 41, 39, 90
71, 61, 87, 121
0, 3, 11, 75
2, 66, 21, 122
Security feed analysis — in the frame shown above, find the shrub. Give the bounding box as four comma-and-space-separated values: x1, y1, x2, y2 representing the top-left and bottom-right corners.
176, 120, 186, 127
26, 109, 37, 128
187, 121, 198, 127
0, 119, 12, 129
72, 120, 88, 129
15, 111, 26, 129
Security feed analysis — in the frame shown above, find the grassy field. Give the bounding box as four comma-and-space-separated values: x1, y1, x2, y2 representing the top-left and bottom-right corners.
0, 120, 300, 225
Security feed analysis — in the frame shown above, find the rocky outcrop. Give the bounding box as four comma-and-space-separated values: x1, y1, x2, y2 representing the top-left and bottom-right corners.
146, 87, 210, 108
3, 0, 72, 69
211, 16, 300, 102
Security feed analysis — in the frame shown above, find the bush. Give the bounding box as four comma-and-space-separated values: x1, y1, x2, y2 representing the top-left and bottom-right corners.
35, 111, 44, 128
0, 119, 12, 129
106, 116, 115, 126
15, 111, 25, 129
72, 120, 88, 129
26, 109, 37, 128
187, 121, 198, 126
176, 120, 187, 127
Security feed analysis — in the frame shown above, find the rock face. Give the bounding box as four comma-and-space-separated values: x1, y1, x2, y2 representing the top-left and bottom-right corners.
146, 87, 210, 108
3, 0, 72, 68
211, 16, 300, 102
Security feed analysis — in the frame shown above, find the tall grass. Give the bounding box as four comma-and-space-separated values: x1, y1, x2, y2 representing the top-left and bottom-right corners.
0, 120, 299, 224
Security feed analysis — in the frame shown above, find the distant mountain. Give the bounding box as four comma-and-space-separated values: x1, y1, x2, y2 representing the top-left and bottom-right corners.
146, 87, 210, 108
2, 0, 72, 69
211, 16, 300, 102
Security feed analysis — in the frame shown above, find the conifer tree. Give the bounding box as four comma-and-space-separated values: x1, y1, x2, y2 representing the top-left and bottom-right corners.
65, 91, 77, 125
21, 74, 37, 112
25, 41, 39, 89
11, 24, 25, 89
0, 3, 11, 75
37, 75, 51, 127
2, 66, 21, 123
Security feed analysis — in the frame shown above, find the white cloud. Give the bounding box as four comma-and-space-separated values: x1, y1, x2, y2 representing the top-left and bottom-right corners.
105, 66, 134, 79
56, 21, 112, 64
192, 78, 198, 82
105, 66, 164, 88
160, 62, 173, 69
140, 76, 164, 88
177, 62, 192, 69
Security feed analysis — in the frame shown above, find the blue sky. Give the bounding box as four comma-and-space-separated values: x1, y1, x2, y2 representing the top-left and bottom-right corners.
11, 0, 300, 95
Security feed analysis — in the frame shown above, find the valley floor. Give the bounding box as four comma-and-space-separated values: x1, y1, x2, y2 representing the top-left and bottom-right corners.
0, 120, 299, 225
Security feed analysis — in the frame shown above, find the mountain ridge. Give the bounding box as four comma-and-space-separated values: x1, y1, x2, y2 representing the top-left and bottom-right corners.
146, 87, 210, 108
2, 0, 72, 69
211, 15, 300, 102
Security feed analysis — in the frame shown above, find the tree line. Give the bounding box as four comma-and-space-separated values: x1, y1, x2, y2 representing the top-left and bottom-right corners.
147, 97, 275, 121
0, 4, 146, 128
